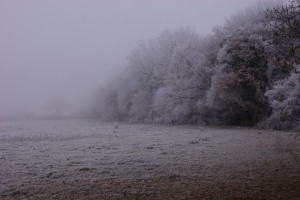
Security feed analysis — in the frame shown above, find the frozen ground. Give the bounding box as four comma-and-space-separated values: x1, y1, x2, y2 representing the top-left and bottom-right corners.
0, 119, 299, 199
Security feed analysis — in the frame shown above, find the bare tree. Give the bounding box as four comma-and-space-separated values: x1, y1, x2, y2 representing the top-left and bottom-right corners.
266, 0, 300, 63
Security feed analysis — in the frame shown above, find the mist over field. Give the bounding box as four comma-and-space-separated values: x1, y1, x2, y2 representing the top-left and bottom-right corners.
0, 0, 261, 120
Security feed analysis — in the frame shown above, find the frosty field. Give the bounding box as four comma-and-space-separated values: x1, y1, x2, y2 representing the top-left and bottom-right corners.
0, 119, 299, 199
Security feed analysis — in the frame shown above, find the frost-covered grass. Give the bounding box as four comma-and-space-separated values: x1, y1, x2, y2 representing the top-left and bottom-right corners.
0, 119, 299, 199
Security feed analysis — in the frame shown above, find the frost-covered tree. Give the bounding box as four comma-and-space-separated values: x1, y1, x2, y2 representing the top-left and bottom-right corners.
266, 0, 300, 58
265, 0, 300, 81
260, 64, 300, 130
117, 28, 210, 124
203, 4, 273, 125
151, 29, 211, 124
258, 0, 300, 130
206, 35, 270, 125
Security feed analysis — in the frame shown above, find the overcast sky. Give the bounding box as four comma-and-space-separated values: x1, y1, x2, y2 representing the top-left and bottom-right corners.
0, 0, 265, 114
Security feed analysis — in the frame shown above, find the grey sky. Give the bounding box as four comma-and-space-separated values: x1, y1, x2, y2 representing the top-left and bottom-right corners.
0, 0, 264, 114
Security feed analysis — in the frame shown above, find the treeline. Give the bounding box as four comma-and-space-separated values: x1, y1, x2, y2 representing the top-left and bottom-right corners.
96, 1, 300, 131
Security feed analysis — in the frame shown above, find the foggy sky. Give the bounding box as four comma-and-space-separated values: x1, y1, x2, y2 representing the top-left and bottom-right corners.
0, 0, 262, 115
